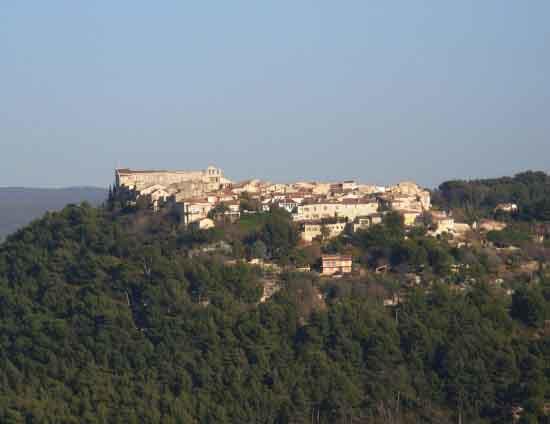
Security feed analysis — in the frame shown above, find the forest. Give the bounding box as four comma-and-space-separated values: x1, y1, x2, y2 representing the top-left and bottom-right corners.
1, 195, 550, 423
433, 171, 550, 222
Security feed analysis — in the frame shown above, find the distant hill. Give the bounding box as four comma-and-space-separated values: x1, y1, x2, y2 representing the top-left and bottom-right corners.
0, 186, 107, 241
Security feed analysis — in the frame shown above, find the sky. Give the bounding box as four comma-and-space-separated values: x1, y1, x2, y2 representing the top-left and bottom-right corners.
1, 1, 549, 189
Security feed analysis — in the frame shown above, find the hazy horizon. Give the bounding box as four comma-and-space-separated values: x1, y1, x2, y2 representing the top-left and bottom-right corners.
2, 2, 549, 189
0, 166, 549, 191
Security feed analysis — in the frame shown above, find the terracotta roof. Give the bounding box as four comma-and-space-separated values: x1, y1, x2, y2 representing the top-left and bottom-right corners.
340, 198, 377, 205
322, 255, 352, 261
182, 197, 211, 204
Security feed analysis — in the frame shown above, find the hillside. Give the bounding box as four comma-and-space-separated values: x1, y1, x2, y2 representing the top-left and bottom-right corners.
1, 202, 550, 423
432, 170, 550, 222
0, 187, 107, 241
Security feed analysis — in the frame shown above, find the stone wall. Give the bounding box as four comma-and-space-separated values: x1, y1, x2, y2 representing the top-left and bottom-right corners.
115, 166, 225, 191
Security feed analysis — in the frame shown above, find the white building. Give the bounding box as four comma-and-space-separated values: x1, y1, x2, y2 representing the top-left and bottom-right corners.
294, 199, 379, 222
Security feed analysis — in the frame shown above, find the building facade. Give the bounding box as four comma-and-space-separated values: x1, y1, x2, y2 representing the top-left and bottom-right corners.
116, 166, 229, 192
300, 221, 347, 242
295, 199, 379, 222
321, 255, 352, 276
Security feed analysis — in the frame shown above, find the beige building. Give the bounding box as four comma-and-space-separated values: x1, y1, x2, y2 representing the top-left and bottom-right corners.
387, 181, 431, 210
191, 218, 215, 230
453, 223, 472, 236
294, 199, 379, 222
265, 183, 294, 194
148, 188, 171, 211
379, 194, 425, 213
116, 166, 230, 192
231, 179, 263, 194
429, 211, 455, 235
176, 199, 214, 225
321, 255, 352, 276
341, 180, 357, 191
312, 183, 332, 195
300, 221, 347, 242
477, 219, 507, 232
357, 184, 386, 194
352, 214, 383, 232
223, 200, 241, 221
399, 210, 422, 227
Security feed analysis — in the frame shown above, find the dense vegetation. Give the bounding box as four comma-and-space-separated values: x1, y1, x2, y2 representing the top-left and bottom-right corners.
0, 202, 550, 423
433, 171, 550, 222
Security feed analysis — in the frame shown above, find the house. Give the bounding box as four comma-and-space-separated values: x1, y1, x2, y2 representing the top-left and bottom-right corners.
300, 220, 347, 242
274, 198, 298, 214
428, 211, 455, 235
379, 194, 424, 213
494, 203, 518, 213
260, 199, 272, 212
232, 179, 262, 194
476, 219, 507, 232
311, 183, 332, 195
453, 223, 472, 236
128, 184, 171, 210
399, 210, 422, 227
338, 191, 363, 202
352, 214, 383, 232
290, 194, 306, 204
353, 216, 372, 232
293, 182, 316, 191
248, 259, 282, 273
214, 189, 238, 203
176, 199, 214, 225
384, 182, 431, 210
135, 185, 171, 211
208, 200, 241, 222
435, 217, 455, 234
191, 218, 215, 230
265, 183, 292, 193
224, 200, 241, 221
357, 184, 384, 194
321, 255, 352, 276
294, 199, 378, 222
295, 265, 311, 272
149, 188, 171, 211
341, 180, 357, 191
188, 240, 233, 257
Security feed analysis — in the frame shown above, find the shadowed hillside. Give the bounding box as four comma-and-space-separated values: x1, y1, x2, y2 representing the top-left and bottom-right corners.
1, 199, 550, 422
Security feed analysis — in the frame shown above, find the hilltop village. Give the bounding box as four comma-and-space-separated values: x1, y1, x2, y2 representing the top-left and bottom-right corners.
111, 166, 540, 286
115, 165, 443, 243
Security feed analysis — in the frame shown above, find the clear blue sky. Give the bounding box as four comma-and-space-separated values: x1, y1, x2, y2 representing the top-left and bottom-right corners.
1, 1, 549, 188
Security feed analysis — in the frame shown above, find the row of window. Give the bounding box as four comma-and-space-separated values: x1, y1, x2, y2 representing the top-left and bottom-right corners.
303, 224, 345, 232
301, 204, 377, 212
323, 262, 352, 267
